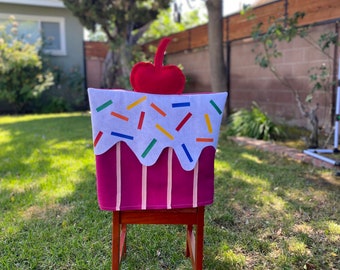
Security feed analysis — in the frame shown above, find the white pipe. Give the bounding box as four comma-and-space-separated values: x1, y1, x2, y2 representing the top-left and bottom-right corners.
335, 60, 340, 149
305, 149, 334, 154
303, 150, 337, 165
334, 87, 340, 148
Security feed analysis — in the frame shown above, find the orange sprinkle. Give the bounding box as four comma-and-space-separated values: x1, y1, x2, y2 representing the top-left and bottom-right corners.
111, 111, 129, 121
150, 103, 166, 117
196, 138, 214, 142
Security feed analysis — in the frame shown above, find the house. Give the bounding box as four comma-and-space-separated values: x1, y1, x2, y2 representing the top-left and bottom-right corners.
0, 0, 84, 76
0, 0, 85, 112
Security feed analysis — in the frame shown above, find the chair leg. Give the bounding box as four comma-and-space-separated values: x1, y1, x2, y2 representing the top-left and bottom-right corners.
195, 223, 204, 270
186, 207, 204, 270
186, 225, 193, 258
195, 207, 204, 270
186, 224, 204, 270
112, 212, 120, 270
120, 224, 127, 259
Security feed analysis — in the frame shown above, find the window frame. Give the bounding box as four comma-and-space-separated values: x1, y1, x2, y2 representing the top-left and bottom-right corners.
0, 13, 66, 56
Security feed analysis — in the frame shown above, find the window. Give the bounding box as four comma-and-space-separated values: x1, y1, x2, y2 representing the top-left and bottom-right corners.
0, 13, 66, 55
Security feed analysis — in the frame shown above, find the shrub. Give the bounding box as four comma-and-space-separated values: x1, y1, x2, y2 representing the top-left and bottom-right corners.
43, 65, 85, 112
0, 16, 54, 113
226, 102, 285, 141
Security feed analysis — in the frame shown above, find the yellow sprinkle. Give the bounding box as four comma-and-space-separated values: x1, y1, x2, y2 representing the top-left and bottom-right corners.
204, 114, 213, 133
155, 124, 174, 140
126, 96, 147, 110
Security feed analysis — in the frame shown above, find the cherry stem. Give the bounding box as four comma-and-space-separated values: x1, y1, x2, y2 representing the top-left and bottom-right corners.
154, 38, 171, 71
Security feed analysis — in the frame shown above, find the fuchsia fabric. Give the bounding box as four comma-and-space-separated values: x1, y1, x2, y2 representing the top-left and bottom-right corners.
95, 142, 215, 211
89, 38, 227, 211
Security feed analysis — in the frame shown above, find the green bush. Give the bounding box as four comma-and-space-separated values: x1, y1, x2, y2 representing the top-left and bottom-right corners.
41, 65, 85, 113
0, 16, 54, 113
226, 102, 285, 141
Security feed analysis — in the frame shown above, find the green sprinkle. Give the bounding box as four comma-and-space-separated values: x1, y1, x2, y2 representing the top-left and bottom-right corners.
210, 99, 222, 115
142, 138, 157, 158
96, 100, 113, 112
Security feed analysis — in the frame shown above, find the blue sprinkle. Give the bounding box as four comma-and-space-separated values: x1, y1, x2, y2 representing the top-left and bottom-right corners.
172, 102, 190, 108
111, 131, 134, 140
181, 143, 193, 162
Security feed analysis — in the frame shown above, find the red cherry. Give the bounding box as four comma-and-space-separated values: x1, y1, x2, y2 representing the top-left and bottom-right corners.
130, 38, 185, 94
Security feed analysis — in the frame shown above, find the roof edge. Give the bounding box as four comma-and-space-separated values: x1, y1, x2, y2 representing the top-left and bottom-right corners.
0, 0, 65, 8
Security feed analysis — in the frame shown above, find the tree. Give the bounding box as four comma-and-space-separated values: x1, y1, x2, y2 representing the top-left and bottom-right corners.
139, 7, 204, 44
62, 0, 171, 89
250, 12, 339, 148
205, 0, 227, 93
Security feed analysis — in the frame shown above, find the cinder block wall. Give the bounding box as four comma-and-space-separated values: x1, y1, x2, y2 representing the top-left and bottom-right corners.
167, 48, 212, 93
167, 23, 337, 130
230, 24, 335, 130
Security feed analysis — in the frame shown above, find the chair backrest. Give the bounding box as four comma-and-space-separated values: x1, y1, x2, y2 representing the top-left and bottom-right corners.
88, 88, 227, 211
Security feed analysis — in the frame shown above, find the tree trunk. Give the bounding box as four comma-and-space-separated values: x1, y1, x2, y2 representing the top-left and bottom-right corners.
206, 0, 227, 93
308, 106, 319, 148
101, 44, 132, 89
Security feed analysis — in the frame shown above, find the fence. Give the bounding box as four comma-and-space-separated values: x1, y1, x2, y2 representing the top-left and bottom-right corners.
85, 0, 340, 129
146, 0, 340, 53
84, 41, 109, 89
148, 0, 340, 129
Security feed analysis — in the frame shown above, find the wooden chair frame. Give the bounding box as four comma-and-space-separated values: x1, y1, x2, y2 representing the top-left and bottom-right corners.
111, 206, 205, 270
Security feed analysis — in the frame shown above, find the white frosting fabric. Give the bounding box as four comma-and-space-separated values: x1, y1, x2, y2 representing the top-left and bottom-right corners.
88, 88, 228, 171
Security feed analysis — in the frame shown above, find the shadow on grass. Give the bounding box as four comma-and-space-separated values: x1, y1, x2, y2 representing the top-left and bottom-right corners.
1, 115, 339, 269
0, 113, 92, 208
0, 113, 113, 268
205, 138, 340, 269
1, 175, 113, 269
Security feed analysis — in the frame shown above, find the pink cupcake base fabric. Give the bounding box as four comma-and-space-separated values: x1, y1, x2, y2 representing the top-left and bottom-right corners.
88, 88, 228, 211
95, 142, 216, 211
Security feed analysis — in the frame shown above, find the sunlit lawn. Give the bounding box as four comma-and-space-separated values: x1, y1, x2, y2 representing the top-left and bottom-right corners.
0, 113, 339, 269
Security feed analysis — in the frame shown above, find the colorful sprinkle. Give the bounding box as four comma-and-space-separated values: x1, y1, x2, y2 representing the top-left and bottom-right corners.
181, 143, 193, 162
142, 138, 157, 158
150, 103, 166, 116
175, 112, 192, 131
111, 111, 129, 121
172, 102, 190, 108
196, 138, 214, 142
126, 96, 147, 110
210, 99, 222, 114
155, 124, 174, 140
204, 114, 213, 133
111, 131, 134, 140
137, 111, 145, 130
96, 100, 112, 112
93, 131, 103, 147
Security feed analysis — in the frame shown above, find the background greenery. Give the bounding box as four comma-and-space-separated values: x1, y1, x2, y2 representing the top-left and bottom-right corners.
0, 113, 339, 269
0, 17, 85, 114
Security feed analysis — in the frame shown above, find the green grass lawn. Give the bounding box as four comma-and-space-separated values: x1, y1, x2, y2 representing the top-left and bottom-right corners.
0, 113, 339, 269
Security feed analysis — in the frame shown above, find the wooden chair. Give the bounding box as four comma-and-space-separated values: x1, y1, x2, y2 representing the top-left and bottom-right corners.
111, 207, 205, 270
88, 89, 227, 269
